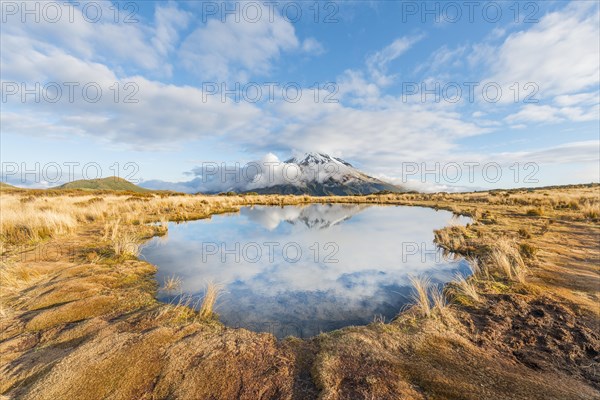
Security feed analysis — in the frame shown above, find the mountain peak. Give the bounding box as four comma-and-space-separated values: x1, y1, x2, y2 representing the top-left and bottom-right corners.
285, 152, 353, 167
141, 152, 405, 195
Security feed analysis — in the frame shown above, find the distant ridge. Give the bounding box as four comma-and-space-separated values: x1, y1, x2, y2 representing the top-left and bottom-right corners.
55, 177, 149, 192
0, 182, 19, 190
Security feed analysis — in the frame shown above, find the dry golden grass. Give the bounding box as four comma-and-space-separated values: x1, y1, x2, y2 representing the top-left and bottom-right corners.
0, 261, 47, 325
434, 226, 468, 251
409, 275, 431, 317
0, 193, 243, 246
435, 226, 529, 284
25, 295, 120, 332
160, 295, 201, 324
447, 273, 481, 305
111, 228, 141, 258
0, 184, 598, 399
162, 275, 182, 293
0, 203, 77, 243
154, 282, 222, 324
0, 263, 41, 290
430, 285, 448, 315
581, 202, 599, 220
2, 184, 597, 244
526, 207, 544, 216
198, 282, 222, 319
487, 238, 528, 283
408, 275, 449, 318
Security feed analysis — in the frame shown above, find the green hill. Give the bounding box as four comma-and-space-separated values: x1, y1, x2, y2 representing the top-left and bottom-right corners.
0, 182, 20, 190
55, 177, 149, 192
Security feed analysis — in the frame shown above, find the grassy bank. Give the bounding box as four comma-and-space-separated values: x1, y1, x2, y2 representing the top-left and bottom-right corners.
1, 185, 599, 399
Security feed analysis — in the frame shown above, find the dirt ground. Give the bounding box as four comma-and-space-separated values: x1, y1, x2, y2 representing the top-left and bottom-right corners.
1, 185, 599, 399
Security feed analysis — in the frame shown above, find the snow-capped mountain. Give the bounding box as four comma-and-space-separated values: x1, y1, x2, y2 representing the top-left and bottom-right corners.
140, 152, 405, 195
247, 152, 404, 195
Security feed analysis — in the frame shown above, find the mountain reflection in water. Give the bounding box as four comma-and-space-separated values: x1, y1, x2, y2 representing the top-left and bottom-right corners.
141, 204, 471, 338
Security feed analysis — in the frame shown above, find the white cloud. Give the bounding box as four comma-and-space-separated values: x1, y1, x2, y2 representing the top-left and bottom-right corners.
152, 2, 191, 57
336, 69, 382, 105
0, 21, 364, 162
336, 34, 429, 106
178, 6, 299, 81
255, 97, 485, 174
366, 34, 425, 86
412, 3, 600, 126
376, 175, 480, 193
301, 37, 325, 55
371, 141, 600, 191
492, 140, 600, 165
0, 47, 264, 149
505, 105, 564, 124
505, 104, 599, 124
0, 2, 179, 76
487, 2, 599, 98
2, 16, 489, 173
554, 92, 599, 107
420, 44, 467, 73
2, 1, 597, 190
0, 33, 117, 83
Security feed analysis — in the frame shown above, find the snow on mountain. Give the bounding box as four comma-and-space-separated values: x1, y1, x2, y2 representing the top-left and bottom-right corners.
244, 152, 404, 195
283, 152, 363, 182
140, 152, 405, 195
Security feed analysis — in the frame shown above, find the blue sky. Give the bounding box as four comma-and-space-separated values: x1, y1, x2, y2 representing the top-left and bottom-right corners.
1, 1, 598, 191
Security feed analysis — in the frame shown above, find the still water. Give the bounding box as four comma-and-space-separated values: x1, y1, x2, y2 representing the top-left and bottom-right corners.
140, 204, 471, 338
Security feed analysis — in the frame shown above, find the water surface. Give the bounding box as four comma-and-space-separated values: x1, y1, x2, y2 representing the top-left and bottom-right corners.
141, 204, 471, 338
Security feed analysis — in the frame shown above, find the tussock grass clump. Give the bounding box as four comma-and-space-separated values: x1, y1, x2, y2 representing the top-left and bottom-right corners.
518, 228, 531, 239
199, 282, 222, 319
489, 250, 513, 278
430, 285, 448, 314
479, 210, 496, 224
372, 314, 386, 324
447, 273, 481, 306
155, 296, 193, 324
434, 226, 468, 253
526, 208, 544, 216
171, 295, 201, 323
19, 195, 36, 203
104, 219, 140, 257
156, 282, 223, 324
465, 258, 487, 279
581, 203, 599, 221
0, 263, 44, 322
74, 197, 104, 206
112, 230, 140, 258
408, 275, 449, 318
409, 275, 431, 317
162, 275, 182, 293
486, 239, 528, 283
103, 219, 120, 241
519, 243, 538, 259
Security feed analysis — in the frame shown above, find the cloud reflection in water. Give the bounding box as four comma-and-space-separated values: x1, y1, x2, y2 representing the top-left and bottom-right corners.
141, 204, 471, 338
